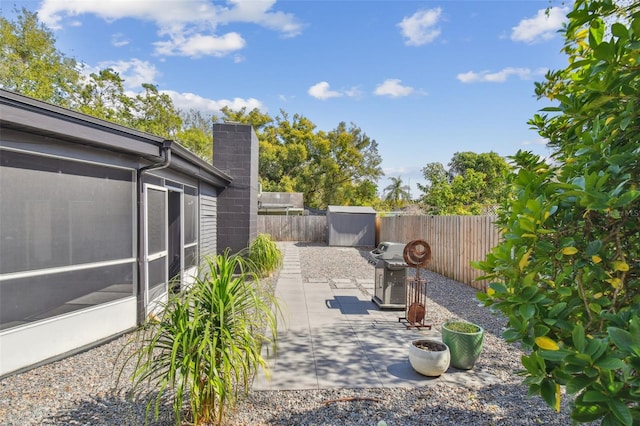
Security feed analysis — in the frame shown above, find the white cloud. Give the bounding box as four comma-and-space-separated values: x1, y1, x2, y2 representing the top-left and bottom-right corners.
344, 86, 363, 99
522, 137, 548, 146
383, 166, 421, 176
456, 67, 544, 83
374, 79, 413, 97
398, 8, 442, 46
37, 0, 302, 57
221, 0, 303, 38
154, 32, 246, 57
163, 90, 263, 115
511, 7, 568, 44
96, 58, 160, 90
308, 82, 343, 100
111, 33, 129, 47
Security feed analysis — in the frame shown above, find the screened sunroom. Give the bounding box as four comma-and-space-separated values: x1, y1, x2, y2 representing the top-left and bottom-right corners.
0, 89, 232, 377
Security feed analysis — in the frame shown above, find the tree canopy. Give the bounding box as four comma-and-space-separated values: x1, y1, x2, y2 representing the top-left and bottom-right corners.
0, 8, 80, 107
418, 151, 511, 215
213, 108, 384, 209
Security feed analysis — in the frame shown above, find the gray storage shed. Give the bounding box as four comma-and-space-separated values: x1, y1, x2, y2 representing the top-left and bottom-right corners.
327, 205, 377, 247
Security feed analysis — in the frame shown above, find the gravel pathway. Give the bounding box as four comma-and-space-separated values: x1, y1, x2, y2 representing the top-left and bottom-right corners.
0, 243, 580, 425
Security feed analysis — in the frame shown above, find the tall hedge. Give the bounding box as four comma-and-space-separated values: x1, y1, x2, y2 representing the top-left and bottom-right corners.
475, 1, 639, 424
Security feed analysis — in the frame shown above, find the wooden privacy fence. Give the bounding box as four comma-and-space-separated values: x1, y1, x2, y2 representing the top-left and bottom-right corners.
257, 214, 502, 290
379, 215, 502, 290
257, 215, 326, 242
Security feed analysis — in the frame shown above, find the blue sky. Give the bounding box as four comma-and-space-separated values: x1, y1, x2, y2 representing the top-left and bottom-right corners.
7, 0, 569, 197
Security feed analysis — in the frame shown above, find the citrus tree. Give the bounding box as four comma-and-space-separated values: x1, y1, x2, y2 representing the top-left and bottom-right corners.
475, 1, 639, 424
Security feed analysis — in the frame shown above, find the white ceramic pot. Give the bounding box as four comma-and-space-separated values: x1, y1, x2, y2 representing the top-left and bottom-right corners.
408, 339, 450, 377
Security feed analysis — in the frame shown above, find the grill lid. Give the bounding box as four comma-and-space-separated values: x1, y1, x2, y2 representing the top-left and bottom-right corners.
369, 242, 405, 261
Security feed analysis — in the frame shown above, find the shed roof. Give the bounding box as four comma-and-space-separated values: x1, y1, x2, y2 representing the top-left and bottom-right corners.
327, 205, 377, 214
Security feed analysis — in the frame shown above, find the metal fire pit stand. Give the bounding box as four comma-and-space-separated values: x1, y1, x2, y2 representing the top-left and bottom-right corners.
398, 240, 433, 330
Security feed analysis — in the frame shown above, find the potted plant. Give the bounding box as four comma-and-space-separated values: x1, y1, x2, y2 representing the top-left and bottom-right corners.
441, 320, 484, 370
408, 339, 450, 377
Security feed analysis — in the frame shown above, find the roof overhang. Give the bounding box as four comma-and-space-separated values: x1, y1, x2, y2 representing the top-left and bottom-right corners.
0, 89, 231, 188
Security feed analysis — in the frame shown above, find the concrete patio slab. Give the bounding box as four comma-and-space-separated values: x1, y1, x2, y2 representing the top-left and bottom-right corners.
253, 242, 501, 392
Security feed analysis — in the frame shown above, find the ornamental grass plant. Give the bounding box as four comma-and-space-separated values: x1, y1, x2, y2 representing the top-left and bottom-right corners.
118, 251, 280, 426
245, 233, 282, 278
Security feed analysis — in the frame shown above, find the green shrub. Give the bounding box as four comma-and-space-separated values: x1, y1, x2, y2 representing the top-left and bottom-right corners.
119, 251, 279, 426
246, 233, 282, 278
474, 2, 639, 424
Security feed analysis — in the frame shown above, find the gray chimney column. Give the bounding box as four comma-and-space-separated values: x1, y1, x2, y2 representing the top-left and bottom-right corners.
212, 123, 258, 254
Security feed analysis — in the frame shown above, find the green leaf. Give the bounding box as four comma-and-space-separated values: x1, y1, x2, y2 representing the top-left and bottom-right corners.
585, 240, 602, 256
589, 303, 602, 314
606, 154, 628, 166
521, 285, 538, 301
584, 94, 615, 110
572, 401, 606, 422
595, 357, 625, 370
612, 190, 640, 207
601, 413, 624, 426
557, 287, 572, 297
586, 338, 609, 361
503, 329, 521, 342
519, 303, 536, 320
633, 16, 640, 37
534, 324, 551, 337
582, 390, 609, 402
608, 399, 633, 426
611, 23, 628, 40
539, 349, 567, 362
521, 353, 543, 375
565, 353, 591, 367
566, 375, 594, 394
489, 282, 508, 294
540, 378, 556, 408
572, 324, 586, 352
549, 302, 567, 317
608, 327, 634, 353
620, 116, 631, 131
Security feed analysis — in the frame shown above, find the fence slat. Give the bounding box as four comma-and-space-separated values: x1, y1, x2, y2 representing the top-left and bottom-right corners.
258, 214, 502, 289
258, 215, 326, 242
378, 215, 501, 290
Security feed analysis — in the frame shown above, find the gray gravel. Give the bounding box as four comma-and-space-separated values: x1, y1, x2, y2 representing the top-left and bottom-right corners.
0, 243, 580, 425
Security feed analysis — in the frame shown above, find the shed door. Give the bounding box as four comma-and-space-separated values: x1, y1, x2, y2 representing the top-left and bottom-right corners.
144, 184, 168, 312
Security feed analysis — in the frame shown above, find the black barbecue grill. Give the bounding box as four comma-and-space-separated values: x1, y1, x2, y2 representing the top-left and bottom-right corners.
368, 242, 407, 309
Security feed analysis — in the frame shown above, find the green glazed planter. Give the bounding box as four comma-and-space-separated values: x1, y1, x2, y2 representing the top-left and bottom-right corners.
441, 321, 484, 370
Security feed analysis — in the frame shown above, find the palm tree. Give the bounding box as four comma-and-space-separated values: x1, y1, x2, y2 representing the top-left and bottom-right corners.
383, 176, 411, 209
